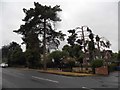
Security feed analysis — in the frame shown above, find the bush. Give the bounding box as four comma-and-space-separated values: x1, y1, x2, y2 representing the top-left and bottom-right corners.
91, 59, 103, 68
48, 50, 69, 68
63, 57, 75, 70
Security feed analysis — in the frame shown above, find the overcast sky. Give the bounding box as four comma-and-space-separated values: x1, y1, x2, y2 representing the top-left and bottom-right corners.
0, 0, 119, 52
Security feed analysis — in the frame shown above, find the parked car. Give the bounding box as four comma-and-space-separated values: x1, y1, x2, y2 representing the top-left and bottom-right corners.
0, 63, 8, 68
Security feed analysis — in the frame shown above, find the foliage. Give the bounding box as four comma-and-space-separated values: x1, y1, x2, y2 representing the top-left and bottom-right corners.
63, 57, 75, 69
48, 50, 68, 67
77, 51, 84, 64
25, 49, 41, 68
13, 2, 65, 69
90, 59, 104, 74
2, 45, 10, 63
117, 50, 120, 61
89, 33, 94, 40
88, 41, 95, 51
67, 29, 77, 46
62, 45, 70, 52
1, 42, 26, 66
111, 52, 118, 61
49, 51, 63, 60
62, 44, 82, 58
95, 35, 100, 42
1, 2, 113, 70
91, 59, 103, 68
62, 44, 83, 68
19, 2, 65, 48
72, 44, 82, 58
62, 45, 72, 57
10, 49, 26, 66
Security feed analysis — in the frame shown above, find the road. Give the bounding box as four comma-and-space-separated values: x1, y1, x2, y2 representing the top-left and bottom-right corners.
1, 68, 119, 89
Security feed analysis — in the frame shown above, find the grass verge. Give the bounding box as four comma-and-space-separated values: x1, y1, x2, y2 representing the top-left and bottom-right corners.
38, 69, 95, 77
15, 67, 95, 77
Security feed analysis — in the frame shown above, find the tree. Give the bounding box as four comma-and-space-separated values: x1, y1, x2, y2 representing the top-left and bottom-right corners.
88, 32, 95, 61
72, 44, 83, 58
94, 35, 102, 59
62, 44, 82, 58
62, 45, 70, 52
110, 52, 117, 62
25, 49, 40, 68
67, 29, 77, 46
49, 50, 68, 68
34, 2, 65, 69
95, 35, 100, 50
13, 7, 41, 68
9, 46, 25, 66
64, 57, 75, 70
91, 59, 103, 74
8, 42, 25, 66
77, 51, 84, 68
14, 2, 65, 69
118, 50, 120, 61
1, 42, 26, 66
67, 29, 84, 59
100, 38, 111, 50
2, 45, 10, 63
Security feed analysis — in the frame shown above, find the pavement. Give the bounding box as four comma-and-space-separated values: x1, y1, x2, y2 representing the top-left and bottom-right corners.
1, 67, 119, 89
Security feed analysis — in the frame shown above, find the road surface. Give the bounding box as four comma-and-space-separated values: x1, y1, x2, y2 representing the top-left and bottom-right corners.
1, 68, 119, 89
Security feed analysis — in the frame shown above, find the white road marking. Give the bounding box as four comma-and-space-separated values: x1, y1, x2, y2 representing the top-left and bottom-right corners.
32, 76, 59, 83
82, 87, 94, 90
82, 86, 87, 88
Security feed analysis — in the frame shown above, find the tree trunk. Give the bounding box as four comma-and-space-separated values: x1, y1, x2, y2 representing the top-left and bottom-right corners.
97, 41, 101, 59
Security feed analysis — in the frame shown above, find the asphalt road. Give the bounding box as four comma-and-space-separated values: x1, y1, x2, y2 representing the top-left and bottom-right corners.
1, 67, 119, 89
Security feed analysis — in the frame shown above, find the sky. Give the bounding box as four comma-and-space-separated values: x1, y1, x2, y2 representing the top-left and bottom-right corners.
0, 0, 119, 52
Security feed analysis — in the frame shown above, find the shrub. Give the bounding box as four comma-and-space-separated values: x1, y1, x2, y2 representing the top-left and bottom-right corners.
48, 50, 69, 68
63, 57, 75, 69
91, 59, 103, 68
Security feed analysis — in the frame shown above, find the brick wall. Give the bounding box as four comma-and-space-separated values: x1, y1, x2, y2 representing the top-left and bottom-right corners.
95, 66, 108, 75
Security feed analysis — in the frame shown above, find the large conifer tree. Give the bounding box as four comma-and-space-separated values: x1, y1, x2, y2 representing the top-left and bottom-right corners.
14, 2, 65, 69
